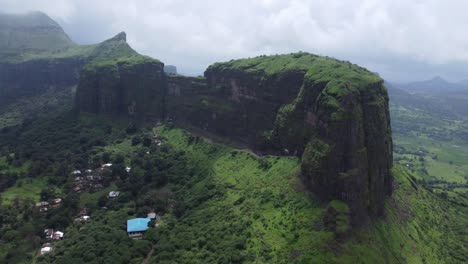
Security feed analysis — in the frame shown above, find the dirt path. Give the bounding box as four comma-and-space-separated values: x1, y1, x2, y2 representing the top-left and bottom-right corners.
142, 247, 154, 264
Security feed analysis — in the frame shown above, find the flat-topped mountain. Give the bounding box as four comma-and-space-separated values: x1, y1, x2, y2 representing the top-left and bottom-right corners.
75, 52, 393, 224
0, 11, 393, 226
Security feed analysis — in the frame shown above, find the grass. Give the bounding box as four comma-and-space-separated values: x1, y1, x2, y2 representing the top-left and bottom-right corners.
150, 126, 468, 263
152, 127, 333, 263
79, 183, 117, 208
207, 52, 382, 110
1, 177, 48, 204
391, 100, 468, 186
393, 134, 468, 184
0, 156, 30, 174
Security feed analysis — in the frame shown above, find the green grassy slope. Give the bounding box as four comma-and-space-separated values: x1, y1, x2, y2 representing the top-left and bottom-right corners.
208, 52, 382, 104
0, 115, 465, 263
145, 127, 467, 263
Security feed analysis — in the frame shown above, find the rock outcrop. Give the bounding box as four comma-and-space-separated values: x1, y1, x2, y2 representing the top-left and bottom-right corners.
75, 52, 393, 225
1, 10, 393, 226
164, 65, 177, 75
75, 57, 165, 119
0, 58, 85, 106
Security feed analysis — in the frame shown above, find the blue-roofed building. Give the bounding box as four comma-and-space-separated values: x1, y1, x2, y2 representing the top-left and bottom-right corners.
127, 218, 152, 238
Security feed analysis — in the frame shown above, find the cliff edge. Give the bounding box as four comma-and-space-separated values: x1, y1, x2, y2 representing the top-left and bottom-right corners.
75, 52, 393, 225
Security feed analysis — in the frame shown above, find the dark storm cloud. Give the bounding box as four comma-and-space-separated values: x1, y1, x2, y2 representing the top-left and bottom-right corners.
2, 0, 468, 81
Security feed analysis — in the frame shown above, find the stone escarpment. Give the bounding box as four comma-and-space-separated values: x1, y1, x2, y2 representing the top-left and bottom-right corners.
75, 52, 393, 225
0, 58, 85, 106
75, 58, 166, 119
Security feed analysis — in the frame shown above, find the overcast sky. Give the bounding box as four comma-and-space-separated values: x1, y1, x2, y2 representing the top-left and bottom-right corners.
2, 0, 468, 82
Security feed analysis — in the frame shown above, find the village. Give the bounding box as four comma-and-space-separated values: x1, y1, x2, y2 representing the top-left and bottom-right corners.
36, 160, 162, 256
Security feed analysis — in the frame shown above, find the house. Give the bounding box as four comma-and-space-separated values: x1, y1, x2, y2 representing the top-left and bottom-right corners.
72, 170, 81, 175
79, 208, 89, 216
52, 231, 64, 240
40, 246, 52, 255
108, 191, 120, 198
72, 186, 81, 192
75, 215, 91, 222
44, 229, 54, 239
125, 167, 131, 173
35, 201, 49, 207
85, 169, 93, 173
147, 211, 157, 219
35, 201, 49, 212
52, 198, 62, 205
102, 163, 113, 168
127, 218, 151, 238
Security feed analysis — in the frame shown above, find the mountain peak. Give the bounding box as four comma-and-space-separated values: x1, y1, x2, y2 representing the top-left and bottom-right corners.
110, 32, 127, 42
430, 76, 447, 82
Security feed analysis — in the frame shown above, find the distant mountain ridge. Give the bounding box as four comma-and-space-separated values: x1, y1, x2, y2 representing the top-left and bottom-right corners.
392, 76, 468, 94
388, 77, 468, 118
0, 11, 75, 61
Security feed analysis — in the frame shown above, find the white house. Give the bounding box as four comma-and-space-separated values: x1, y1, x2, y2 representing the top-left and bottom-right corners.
53, 231, 64, 240
108, 191, 120, 198
40, 246, 52, 255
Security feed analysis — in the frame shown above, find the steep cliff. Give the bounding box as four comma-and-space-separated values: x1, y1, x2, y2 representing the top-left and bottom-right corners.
74, 32, 166, 119
200, 53, 393, 224
0, 21, 146, 110
75, 52, 393, 224
75, 56, 165, 119
0, 58, 85, 106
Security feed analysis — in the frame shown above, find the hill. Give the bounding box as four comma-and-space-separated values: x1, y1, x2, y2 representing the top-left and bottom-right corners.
394, 76, 468, 94
75, 52, 393, 225
0, 11, 75, 62
0, 11, 465, 264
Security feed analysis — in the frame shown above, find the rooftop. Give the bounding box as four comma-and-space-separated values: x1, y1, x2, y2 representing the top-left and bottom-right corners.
127, 218, 151, 233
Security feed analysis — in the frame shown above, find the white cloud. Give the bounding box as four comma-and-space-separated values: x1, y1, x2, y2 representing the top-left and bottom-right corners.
1, 0, 468, 80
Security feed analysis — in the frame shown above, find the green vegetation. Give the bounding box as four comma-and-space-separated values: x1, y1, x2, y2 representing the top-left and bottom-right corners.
0, 86, 75, 129
390, 86, 468, 203
208, 52, 382, 118
0, 108, 466, 263
0, 12, 75, 62
1, 177, 48, 205
0, 13, 465, 261
209, 52, 379, 85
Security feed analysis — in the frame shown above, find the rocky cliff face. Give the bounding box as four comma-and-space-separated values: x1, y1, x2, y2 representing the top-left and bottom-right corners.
0, 58, 85, 106
75, 58, 165, 119
75, 52, 393, 225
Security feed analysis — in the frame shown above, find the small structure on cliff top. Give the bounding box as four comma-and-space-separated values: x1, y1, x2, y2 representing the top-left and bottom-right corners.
164, 65, 177, 75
